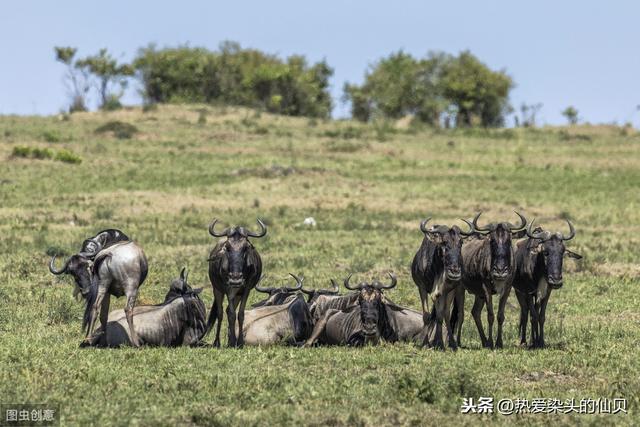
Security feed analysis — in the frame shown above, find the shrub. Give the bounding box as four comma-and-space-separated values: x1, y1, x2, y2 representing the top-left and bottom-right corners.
95, 121, 138, 139
55, 149, 82, 164
42, 130, 63, 143
133, 42, 334, 118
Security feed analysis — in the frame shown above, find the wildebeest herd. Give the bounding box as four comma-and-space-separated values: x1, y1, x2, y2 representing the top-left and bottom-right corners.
48, 212, 581, 350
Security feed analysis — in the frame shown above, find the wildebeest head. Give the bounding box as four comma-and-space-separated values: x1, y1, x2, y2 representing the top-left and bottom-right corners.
420, 218, 473, 282
209, 218, 266, 288
464, 211, 527, 282
300, 279, 340, 304
49, 254, 93, 296
525, 219, 582, 289
253, 273, 303, 307
164, 267, 203, 302
344, 273, 397, 344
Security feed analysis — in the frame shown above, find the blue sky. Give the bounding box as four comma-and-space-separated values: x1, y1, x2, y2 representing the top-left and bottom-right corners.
1, 1, 639, 126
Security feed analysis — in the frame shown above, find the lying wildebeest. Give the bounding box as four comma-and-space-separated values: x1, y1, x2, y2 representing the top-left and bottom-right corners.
206, 218, 266, 347
513, 220, 581, 348
50, 240, 148, 346
251, 273, 305, 307
84, 267, 206, 347
239, 274, 313, 345
78, 229, 130, 259
303, 273, 398, 346
455, 212, 527, 349
411, 218, 472, 349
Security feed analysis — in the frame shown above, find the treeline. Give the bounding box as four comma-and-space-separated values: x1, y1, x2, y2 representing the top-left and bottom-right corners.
55, 42, 514, 126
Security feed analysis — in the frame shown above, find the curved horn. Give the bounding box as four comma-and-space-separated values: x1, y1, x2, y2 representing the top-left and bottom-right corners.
561, 219, 576, 241
208, 219, 230, 238
525, 219, 547, 240
459, 218, 476, 236
49, 255, 69, 275
419, 217, 432, 234
286, 273, 304, 292
343, 273, 360, 290
376, 272, 398, 290
471, 212, 491, 233
254, 275, 275, 293
507, 211, 528, 231
246, 218, 267, 238
180, 266, 187, 280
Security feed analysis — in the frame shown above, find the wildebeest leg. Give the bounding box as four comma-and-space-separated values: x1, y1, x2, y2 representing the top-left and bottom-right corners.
430, 293, 447, 350
444, 289, 457, 350
303, 309, 338, 347
453, 286, 465, 347
515, 290, 529, 346
417, 285, 430, 325
85, 286, 107, 343
212, 289, 224, 348
484, 289, 495, 349
538, 292, 551, 348
527, 295, 539, 348
125, 292, 140, 347
471, 296, 488, 347
495, 285, 511, 349
226, 293, 238, 348
235, 288, 251, 348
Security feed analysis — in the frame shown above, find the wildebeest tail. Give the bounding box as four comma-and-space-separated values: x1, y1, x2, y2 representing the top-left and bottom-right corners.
203, 303, 218, 339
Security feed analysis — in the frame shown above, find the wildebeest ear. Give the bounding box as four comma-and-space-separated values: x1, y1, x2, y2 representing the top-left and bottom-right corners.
565, 249, 582, 259
512, 229, 527, 239
192, 287, 203, 294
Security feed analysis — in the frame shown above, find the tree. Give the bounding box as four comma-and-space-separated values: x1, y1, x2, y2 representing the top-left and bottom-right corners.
343, 51, 449, 125
344, 50, 513, 127
562, 106, 579, 125
133, 42, 333, 118
54, 46, 90, 112
76, 49, 134, 110
439, 51, 513, 127
520, 102, 543, 127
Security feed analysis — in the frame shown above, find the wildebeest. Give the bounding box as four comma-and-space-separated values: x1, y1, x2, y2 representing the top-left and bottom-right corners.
84, 267, 206, 347
411, 218, 471, 349
78, 229, 130, 258
50, 240, 148, 346
251, 273, 305, 307
513, 220, 581, 348
239, 274, 313, 345
303, 274, 398, 346
455, 212, 527, 348
206, 218, 266, 347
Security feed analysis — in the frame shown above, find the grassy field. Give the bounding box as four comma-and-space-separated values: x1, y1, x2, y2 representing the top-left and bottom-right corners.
0, 105, 639, 426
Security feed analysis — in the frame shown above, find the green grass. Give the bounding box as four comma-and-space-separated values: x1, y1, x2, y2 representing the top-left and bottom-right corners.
1, 105, 639, 425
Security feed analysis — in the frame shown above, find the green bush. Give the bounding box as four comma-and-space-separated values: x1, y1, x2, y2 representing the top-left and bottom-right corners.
42, 130, 63, 143
134, 41, 333, 118
344, 50, 513, 127
95, 121, 138, 139
11, 145, 81, 164
55, 149, 82, 164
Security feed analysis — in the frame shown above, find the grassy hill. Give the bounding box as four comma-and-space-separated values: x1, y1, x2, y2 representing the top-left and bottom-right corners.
0, 105, 638, 425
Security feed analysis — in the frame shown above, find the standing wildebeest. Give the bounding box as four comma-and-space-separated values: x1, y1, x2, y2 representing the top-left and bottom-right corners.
303, 274, 398, 346
84, 267, 207, 347
239, 274, 313, 345
206, 218, 266, 347
456, 212, 527, 349
49, 240, 148, 346
411, 218, 472, 349
514, 220, 581, 348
